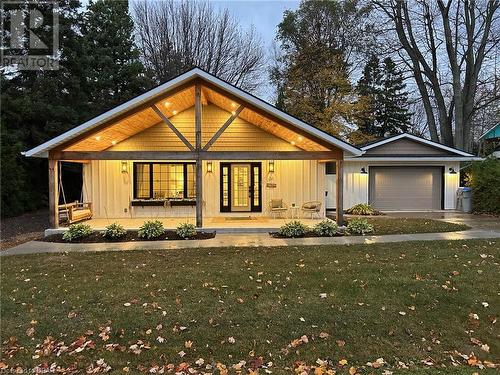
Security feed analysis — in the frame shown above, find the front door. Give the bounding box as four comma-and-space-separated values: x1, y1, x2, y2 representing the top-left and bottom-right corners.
231, 164, 251, 211
220, 162, 262, 213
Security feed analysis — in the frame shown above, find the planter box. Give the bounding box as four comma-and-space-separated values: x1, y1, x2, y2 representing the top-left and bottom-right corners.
131, 199, 196, 207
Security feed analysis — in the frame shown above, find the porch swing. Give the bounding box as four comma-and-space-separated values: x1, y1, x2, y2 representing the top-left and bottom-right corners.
57, 163, 93, 224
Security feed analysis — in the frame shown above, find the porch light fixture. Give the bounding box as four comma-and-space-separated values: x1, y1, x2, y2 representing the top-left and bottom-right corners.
121, 161, 128, 174
207, 161, 213, 173
449, 167, 457, 174
231, 102, 237, 108
268, 160, 275, 173
291, 141, 296, 145
172, 110, 178, 115
95, 135, 101, 141
360, 167, 368, 174
111, 140, 117, 145
164, 101, 171, 107
298, 136, 303, 141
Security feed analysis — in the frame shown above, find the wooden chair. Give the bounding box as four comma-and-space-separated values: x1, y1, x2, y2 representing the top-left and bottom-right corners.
301, 201, 322, 219
59, 201, 93, 224
269, 199, 288, 218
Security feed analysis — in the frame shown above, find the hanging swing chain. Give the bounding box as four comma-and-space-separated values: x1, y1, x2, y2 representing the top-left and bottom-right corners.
58, 161, 68, 207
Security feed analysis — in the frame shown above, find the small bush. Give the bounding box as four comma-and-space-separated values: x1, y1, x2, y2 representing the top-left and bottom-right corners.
103, 222, 127, 239
346, 203, 376, 215
278, 220, 309, 238
138, 220, 165, 239
347, 218, 374, 235
176, 222, 197, 239
62, 223, 93, 242
313, 219, 338, 237
469, 158, 500, 215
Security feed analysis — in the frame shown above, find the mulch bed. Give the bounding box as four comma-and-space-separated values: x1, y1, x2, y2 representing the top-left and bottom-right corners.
40, 230, 216, 243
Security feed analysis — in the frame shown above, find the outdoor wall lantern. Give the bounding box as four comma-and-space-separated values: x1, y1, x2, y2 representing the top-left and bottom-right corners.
449, 167, 457, 174
207, 161, 213, 173
121, 161, 128, 174
268, 160, 275, 173
360, 167, 368, 174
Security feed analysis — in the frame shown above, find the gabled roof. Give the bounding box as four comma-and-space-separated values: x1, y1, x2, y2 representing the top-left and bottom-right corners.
357, 133, 475, 157
24, 67, 362, 157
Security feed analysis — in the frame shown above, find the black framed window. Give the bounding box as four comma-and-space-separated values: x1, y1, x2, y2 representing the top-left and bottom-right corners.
133, 162, 196, 199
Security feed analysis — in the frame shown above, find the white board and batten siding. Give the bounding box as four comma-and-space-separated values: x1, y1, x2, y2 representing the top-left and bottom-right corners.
83, 104, 326, 218
342, 161, 460, 210
83, 160, 326, 218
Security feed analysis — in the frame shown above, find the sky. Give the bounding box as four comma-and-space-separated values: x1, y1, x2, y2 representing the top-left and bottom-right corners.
212, 0, 300, 100
212, 0, 299, 50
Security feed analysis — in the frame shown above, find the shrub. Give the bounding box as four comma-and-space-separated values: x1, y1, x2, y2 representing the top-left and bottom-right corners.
103, 222, 127, 240
346, 203, 376, 215
346, 218, 374, 235
138, 220, 165, 239
313, 219, 338, 237
176, 222, 197, 239
62, 223, 93, 242
278, 220, 309, 238
468, 158, 500, 215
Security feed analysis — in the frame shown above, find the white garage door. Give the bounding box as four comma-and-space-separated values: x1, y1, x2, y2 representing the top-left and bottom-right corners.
369, 167, 443, 211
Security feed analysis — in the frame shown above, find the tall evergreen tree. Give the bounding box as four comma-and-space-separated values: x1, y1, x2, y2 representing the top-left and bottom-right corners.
81, 0, 151, 117
357, 55, 411, 138
1, 0, 85, 216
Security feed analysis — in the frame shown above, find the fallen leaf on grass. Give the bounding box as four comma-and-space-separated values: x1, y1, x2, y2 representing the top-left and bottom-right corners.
26, 327, 35, 337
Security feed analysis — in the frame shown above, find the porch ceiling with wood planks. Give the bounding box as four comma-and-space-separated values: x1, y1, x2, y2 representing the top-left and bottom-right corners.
63, 84, 329, 152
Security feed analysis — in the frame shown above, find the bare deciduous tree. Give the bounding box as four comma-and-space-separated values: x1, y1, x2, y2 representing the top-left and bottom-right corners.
132, 0, 266, 92
374, 0, 499, 151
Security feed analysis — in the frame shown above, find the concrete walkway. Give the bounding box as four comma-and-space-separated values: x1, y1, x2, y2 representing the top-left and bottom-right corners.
2, 228, 499, 256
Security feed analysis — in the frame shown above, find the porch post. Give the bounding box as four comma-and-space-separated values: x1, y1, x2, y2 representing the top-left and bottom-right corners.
48, 158, 59, 228
335, 159, 344, 225
195, 83, 203, 228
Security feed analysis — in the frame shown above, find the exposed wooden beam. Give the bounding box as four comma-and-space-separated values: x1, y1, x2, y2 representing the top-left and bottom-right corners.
336, 160, 344, 225
201, 81, 341, 152
53, 80, 196, 152
202, 105, 244, 151
51, 151, 341, 160
195, 83, 203, 228
151, 104, 195, 151
48, 159, 59, 228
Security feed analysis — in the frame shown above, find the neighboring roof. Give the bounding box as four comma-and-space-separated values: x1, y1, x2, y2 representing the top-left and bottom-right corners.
479, 123, 500, 140
352, 133, 476, 158
24, 67, 362, 157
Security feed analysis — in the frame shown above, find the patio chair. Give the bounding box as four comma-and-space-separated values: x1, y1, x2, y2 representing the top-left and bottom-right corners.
269, 199, 288, 219
301, 201, 322, 219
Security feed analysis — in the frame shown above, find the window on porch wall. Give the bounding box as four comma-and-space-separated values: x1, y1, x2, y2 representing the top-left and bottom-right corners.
134, 162, 196, 199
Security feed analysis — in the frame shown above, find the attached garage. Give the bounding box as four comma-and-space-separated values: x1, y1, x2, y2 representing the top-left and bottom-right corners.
340, 133, 480, 211
369, 166, 443, 210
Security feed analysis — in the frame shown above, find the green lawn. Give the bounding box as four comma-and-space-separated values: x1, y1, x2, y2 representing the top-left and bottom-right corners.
349, 217, 470, 235
1, 239, 499, 374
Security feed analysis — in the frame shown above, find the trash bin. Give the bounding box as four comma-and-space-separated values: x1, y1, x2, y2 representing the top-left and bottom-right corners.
456, 187, 472, 213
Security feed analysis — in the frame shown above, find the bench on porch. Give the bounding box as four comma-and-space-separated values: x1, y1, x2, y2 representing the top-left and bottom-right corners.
58, 201, 93, 224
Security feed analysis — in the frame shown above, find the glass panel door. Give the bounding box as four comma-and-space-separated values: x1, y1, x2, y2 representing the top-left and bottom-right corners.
231, 164, 251, 211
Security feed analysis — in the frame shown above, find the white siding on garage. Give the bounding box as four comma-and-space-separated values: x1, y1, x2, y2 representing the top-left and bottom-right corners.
340, 161, 460, 210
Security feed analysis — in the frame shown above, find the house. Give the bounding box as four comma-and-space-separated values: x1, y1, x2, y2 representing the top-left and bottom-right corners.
24, 68, 480, 230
